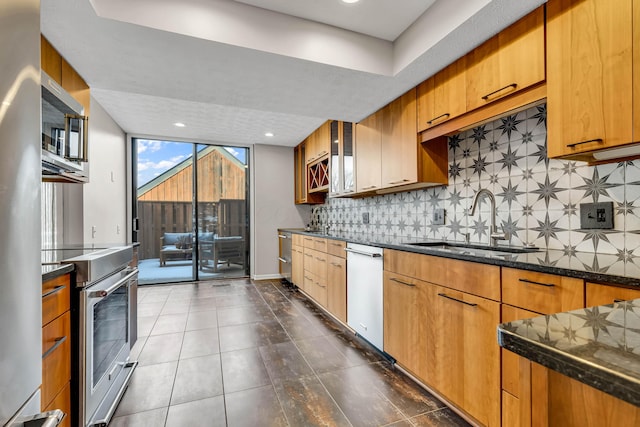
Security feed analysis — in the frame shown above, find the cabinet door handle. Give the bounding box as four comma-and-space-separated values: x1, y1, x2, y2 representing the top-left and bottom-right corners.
304, 275, 313, 281
481, 83, 517, 100
317, 283, 327, 288
317, 150, 328, 157
390, 277, 415, 287
438, 293, 477, 307
519, 278, 555, 288
330, 262, 342, 267
389, 179, 411, 185
426, 113, 450, 126
42, 285, 66, 299
305, 253, 313, 258
361, 185, 377, 190
42, 336, 67, 359
613, 299, 626, 303
565, 138, 603, 148
315, 257, 326, 262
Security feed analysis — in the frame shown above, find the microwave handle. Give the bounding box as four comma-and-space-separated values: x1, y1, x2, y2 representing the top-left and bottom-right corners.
64, 113, 89, 163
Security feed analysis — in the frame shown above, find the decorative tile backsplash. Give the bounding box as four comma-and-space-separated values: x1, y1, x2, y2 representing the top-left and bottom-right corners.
313, 103, 640, 257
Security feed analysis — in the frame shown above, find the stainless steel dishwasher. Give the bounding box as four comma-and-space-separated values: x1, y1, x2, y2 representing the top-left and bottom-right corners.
346, 243, 384, 350
278, 231, 292, 283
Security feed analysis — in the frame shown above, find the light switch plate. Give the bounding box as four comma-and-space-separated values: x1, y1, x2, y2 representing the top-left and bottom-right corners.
580, 202, 614, 229
433, 209, 445, 225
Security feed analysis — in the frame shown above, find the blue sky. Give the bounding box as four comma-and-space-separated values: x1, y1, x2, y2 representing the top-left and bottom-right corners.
136, 139, 247, 187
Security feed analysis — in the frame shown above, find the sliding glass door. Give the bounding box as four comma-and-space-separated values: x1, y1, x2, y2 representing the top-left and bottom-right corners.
132, 138, 249, 285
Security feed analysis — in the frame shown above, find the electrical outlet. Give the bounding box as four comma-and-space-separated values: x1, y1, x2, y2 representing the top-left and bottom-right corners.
362, 212, 370, 224
433, 209, 445, 225
580, 202, 614, 229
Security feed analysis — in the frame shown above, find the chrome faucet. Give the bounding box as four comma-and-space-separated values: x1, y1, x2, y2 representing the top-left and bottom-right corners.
470, 188, 510, 246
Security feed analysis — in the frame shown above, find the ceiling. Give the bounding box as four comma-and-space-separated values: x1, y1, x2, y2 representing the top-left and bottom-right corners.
40, 0, 546, 148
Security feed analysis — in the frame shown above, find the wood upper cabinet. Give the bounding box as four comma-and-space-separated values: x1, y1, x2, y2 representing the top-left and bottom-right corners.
306, 121, 330, 164
355, 110, 382, 193
381, 89, 418, 188
294, 143, 324, 205
466, 7, 545, 112
417, 58, 466, 132
41, 35, 91, 116
547, 0, 634, 160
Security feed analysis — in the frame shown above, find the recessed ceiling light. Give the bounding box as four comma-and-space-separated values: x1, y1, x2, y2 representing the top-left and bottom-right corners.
341, 0, 360, 3
265, 132, 274, 137
174, 122, 186, 127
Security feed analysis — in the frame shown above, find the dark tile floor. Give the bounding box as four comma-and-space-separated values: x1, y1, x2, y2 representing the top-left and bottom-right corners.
111, 279, 471, 427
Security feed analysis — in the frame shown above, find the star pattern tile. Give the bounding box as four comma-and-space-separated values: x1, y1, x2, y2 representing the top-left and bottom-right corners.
314, 103, 639, 262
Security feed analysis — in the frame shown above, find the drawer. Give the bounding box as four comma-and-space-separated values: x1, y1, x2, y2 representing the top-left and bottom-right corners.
42, 274, 70, 326
303, 271, 327, 307
326, 239, 346, 258
42, 311, 71, 408
312, 237, 327, 252
292, 234, 304, 247
384, 249, 501, 301
586, 282, 640, 307
502, 268, 584, 314
301, 235, 315, 248
303, 248, 327, 278
43, 381, 71, 427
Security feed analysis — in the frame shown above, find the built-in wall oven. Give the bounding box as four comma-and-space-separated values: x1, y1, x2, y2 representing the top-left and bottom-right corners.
45, 246, 138, 427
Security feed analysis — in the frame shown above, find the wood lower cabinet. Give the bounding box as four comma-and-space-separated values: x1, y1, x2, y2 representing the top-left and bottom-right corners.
585, 282, 640, 306
531, 363, 640, 427
327, 254, 347, 323
297, 235, 346, 321
383, 250, 501, 426
383, 272, 424, 376
41, 273, 72, 427
547, 0, 634, 160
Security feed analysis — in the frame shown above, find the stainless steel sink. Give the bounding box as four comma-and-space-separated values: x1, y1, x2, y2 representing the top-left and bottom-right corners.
405, 241, 539, 256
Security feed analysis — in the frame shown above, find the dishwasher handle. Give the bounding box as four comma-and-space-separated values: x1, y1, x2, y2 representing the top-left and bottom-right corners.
345, 248, 382, 258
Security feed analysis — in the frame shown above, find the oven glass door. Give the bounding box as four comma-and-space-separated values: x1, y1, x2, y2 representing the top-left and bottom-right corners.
92, 283, 128, 388
83, 268, 137, 425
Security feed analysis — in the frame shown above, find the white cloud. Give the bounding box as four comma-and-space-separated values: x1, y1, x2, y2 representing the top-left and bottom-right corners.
137, 139, 164, 154
137, 154, 187, 174
224, 147, 240, 157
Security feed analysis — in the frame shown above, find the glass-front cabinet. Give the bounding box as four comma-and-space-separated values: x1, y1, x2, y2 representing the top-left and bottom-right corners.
329, 121, 355, 197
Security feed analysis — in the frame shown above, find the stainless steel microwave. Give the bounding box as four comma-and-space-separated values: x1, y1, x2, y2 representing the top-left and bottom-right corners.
41, 70, 89, 183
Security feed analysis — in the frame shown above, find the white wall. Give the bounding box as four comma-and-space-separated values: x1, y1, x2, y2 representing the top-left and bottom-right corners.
82, 96, 127, 244
251, 144, 311, 280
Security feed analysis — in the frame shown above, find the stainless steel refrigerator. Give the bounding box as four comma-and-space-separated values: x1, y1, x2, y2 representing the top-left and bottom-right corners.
0, 0, 45, 425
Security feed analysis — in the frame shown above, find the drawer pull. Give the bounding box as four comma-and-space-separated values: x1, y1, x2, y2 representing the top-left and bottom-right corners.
330, 262, 342, 267
315, 257, 326, 262
614, 299, 626, 303
482, 83, 517, 100
389, 179, 411, 185
315, 239, 325, 243
566, 138, 603, 148
304, 237, 313, 241
426, 113, 450, 126
331, 243, 342, 247
304, 275, 313, 281
317, 283, 327, 288
42, 336, 67, 359
438, 293, 477, 307
519, 278, 554, 288
305, 253, 313, 258
42, 285, 66, 299
390, 278, 415, 287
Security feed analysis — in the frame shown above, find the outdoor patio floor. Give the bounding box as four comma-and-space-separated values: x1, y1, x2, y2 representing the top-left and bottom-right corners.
138, 258, 246, 285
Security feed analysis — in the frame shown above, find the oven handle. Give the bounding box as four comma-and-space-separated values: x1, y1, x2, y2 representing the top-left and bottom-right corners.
88, 268, 138, 299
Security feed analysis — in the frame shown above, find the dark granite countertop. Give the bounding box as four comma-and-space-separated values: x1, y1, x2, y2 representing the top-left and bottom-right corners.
279, 229, 640, 288
42, 263, 74, 282
498, 300, 640, 406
